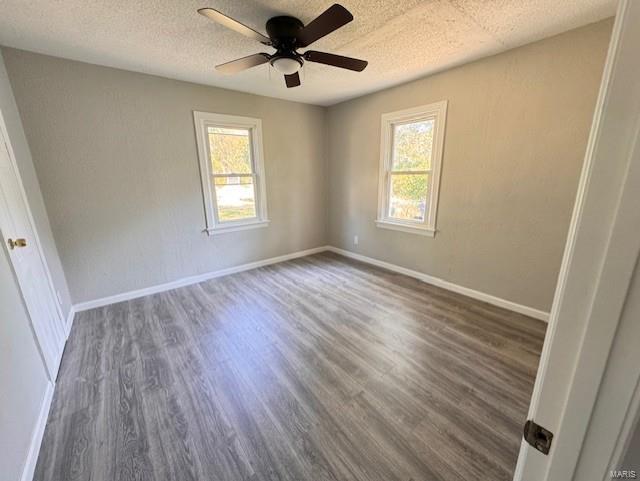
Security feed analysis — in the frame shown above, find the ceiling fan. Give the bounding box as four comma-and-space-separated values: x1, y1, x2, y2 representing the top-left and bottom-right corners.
197, 3, 368, 88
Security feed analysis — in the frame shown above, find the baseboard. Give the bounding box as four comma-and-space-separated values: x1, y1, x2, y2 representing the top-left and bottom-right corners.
20, 381, 54, 481
64, 306, 75, 339
74, 246, 330, 312
326, 246, 549, 322
73, 244, 549, 322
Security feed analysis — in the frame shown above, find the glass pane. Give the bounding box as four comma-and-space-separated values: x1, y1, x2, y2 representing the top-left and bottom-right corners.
388, 173, 429, 222
208, 127, 252, 174
213, 176, 256, 222
392, 119, 434, 171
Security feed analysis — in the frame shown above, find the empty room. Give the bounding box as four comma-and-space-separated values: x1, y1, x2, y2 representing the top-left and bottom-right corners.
2, 1, 640, 481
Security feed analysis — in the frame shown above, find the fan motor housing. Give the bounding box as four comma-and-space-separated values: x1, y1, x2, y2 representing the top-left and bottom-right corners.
266, 16, 304, 49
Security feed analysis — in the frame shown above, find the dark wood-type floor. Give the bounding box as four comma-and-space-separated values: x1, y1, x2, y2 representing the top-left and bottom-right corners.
35, 252, 546, 481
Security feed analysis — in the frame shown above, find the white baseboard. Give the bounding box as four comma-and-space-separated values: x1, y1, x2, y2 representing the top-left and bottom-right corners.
20, 382, 54, 481
74, 246, 330, 312
73, 244, 548, 322
64, 306, 75, 339
326, 246, 549, 322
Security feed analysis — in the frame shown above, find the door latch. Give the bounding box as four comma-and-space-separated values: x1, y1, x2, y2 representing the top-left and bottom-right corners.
524, 419, 554, 455
7, 238, 27, 250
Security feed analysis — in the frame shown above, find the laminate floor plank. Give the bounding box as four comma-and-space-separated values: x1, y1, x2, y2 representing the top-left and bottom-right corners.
34, 252, 545, 481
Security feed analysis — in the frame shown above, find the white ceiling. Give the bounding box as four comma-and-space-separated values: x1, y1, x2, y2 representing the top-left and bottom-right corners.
0, 0, 616, 106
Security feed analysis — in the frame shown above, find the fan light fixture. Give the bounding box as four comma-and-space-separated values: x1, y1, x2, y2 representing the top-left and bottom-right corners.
271, 57, 302, 75
198, 4, 368, 88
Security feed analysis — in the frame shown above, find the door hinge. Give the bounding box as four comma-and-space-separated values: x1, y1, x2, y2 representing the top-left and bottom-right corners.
524, 419, 554, 455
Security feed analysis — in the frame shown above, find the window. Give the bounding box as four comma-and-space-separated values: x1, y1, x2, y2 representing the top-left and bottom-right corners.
194, 112, 268, 234
376, 101, 447, 237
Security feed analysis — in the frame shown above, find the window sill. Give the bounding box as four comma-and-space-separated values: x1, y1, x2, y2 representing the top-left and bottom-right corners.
206, 219, 270, 235
375, 220, 436, 237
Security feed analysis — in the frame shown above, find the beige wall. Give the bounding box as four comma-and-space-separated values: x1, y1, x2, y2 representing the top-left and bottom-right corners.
326, 19, 612, 312
3, 49, 328, 304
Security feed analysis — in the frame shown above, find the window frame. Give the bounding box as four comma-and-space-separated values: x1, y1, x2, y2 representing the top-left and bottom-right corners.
376, 100, 447, 237
193, 111, 269, 235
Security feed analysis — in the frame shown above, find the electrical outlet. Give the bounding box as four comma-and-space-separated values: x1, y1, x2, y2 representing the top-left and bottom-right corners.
353, 235, 359, 245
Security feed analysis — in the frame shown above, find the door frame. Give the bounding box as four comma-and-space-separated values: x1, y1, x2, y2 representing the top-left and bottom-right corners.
0, 108, 66, 380
513, 0, 640, 478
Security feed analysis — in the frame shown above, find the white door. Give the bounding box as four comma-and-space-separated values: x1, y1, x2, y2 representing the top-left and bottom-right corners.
514, 0, 640, 479
0, 113, 66, 380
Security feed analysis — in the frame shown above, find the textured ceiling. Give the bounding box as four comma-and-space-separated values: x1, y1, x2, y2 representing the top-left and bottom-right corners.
0, 0, 616, 105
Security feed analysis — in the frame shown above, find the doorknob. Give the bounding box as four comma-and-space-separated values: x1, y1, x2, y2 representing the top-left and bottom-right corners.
7, 238, 27, 250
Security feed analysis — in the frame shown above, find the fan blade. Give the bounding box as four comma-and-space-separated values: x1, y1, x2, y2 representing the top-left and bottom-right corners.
284, 72, 301, 88
198, 8, 271, 45
296, 4, 353, 48
216, 53, 271, 74
303, 50, 367, 71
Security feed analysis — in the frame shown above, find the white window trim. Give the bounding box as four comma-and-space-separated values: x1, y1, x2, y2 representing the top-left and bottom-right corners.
193, 111, 269, 235
376, 100, 447, 237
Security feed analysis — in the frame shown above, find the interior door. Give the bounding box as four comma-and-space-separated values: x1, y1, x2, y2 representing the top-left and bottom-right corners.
0, 117, 66, 380
513, 1, 640, 479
